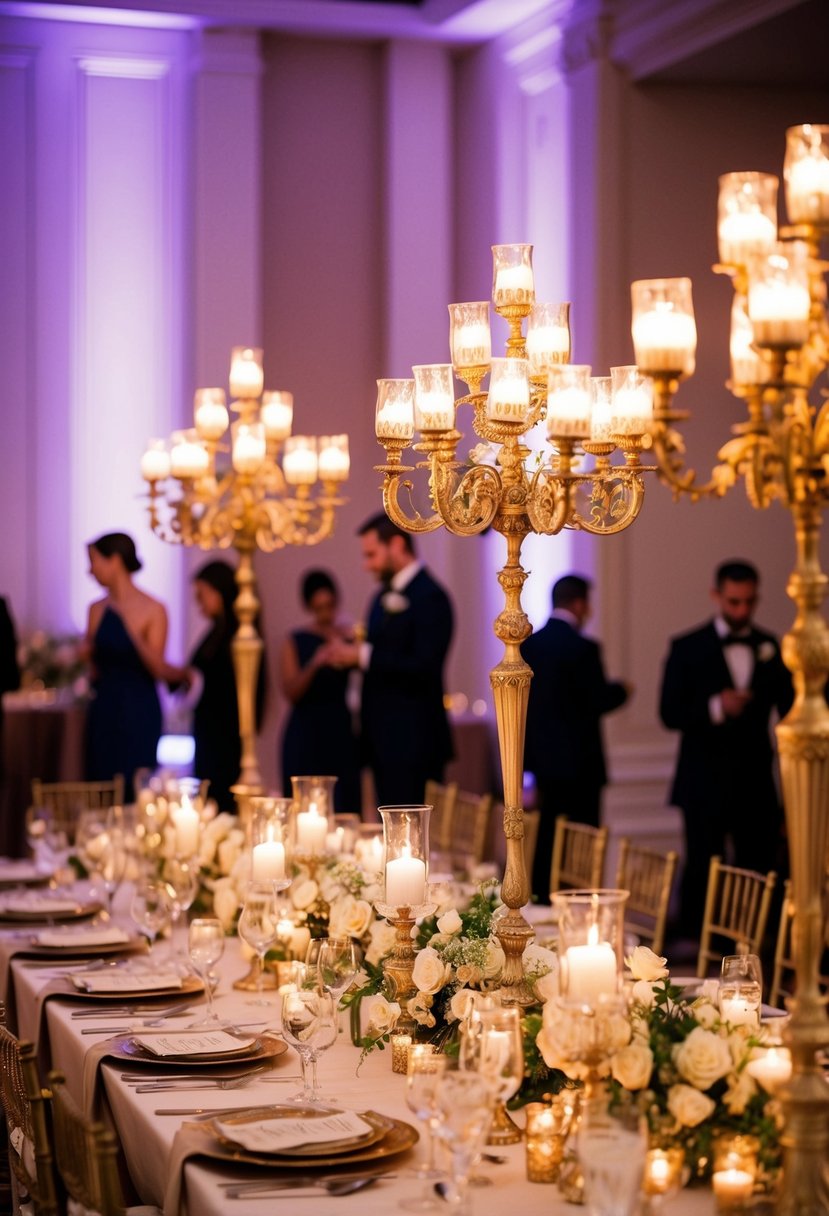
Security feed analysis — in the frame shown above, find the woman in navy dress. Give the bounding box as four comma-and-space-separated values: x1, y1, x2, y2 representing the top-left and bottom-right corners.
84, 533, 181, 802
279, 570, 360, 814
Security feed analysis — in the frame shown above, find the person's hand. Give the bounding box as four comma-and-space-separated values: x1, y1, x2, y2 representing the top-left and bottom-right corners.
327, 639, 359, 669
721, 688, 752, 717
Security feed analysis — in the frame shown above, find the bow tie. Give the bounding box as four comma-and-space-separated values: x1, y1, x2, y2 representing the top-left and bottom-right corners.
722, 633, 752, 647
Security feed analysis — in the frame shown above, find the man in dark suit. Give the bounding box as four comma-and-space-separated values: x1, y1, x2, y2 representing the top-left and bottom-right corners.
353, 513, 454, 809
522, 574, 630, 900
659, 559, 794, 939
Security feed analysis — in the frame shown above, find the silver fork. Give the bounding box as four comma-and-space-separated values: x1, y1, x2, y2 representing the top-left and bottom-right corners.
134, 1069, 269, 1094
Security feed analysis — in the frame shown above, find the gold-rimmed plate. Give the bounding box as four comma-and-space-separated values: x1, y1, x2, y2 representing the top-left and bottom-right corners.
0, 898, 101, 923
212, 1105, 391, 1158
66, 973, 204, 1001
207, 1108, 418, 1168
112, 1032, 288, 1068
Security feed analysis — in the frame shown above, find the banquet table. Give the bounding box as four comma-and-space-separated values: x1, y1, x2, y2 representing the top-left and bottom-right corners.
0, 889, 720, 1216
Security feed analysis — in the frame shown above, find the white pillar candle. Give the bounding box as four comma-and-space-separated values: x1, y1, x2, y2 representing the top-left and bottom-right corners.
611, 386, 653, 435
494, 263, 534, 306
232, 429, 266, 474
787, 155, 829, 223
526, 324, 570, 373
487, 365, 530, 423
326, 826, 345, 854
718, 211, 777, 265
318, 442, 350, 481
296, 804, 327, 854
140, 445, 170, 482
172, 796, 200, 856
252, 839, 286, 882
748, 283, 810, 346
283, 445, 318, 485
712, 1168, 754, 1204
290, 924, 311, 959
632, 310, 697, 374
385, 846, 426, 908
414, 390, 455, 432
376, 399, 414, 438
453, 322, 491, 369
229, 349, 264, 399
746, 1046, 792, 1091
547, 387, 592, 438
719, 995, 760, 1028
170, 436, 209, 479
564, 942, 617, 1002
261, 392, 293, 440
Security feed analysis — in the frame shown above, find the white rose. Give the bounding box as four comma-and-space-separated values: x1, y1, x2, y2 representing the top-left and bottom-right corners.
409, 991, 436, 1028
723, 1069, 756, 1115
667, 1083, 716, 1127
626, 946, 669, 982
328, 895, 373, 940
437, 908, 462, 936
482, 941, 505, 981
217, 830, 244, 875
291, 879, 319, 911
212, 879, 239, 932
690, 997, 719, 1030
412, 947, 452, 995
631, 979, 658, 1008
673, 1026, 733, 1090
365, 920, 397, 967
449, 987, 477, 1022
611, 1043, 654, 1090
364, 994, 400, 1036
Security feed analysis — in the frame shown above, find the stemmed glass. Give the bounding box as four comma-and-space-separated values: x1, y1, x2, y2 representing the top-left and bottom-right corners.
459, 1006, 523, 1140
401, 1050, 447, 1213
98, 829, 129, 918
163, 858, 200, 962
432, 1071, 495, 1216
280, 988, 338, 1103
130, 878, 172, 954
237, 882, 279, 1005
308, 936, 361, 1009
719, 954, 763, 1027
577, 1104, 647, 1216
188, 917, 225, 1027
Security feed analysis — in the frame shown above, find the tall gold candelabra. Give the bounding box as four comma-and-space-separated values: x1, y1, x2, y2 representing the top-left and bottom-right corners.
628, 124, 829, 1215
141, 346, 349, 820
374, 245, 655, 1004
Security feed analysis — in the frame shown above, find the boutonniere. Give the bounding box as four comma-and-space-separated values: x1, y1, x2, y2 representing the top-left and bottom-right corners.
757, 640, 777, 662
382, 590, 409, 614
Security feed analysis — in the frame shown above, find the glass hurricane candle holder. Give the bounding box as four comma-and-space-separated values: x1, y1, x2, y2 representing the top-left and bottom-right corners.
291, 776, 336, 858
712, 1134, 758, 1211
610, 365, 653, 437
460, 1005, 524, 1144
283, 435, 318, 485
492, 243, 535, 309
250, 796, 293, 886
449, 301, 492, 376
547, 365, 592, 440
375, 378, 415, 442
718, 953, 762, 1028
413, 364, 455, 433
170, 428, 209, 480
376, 805, 434, 1037
228, 345, 264, 399
318, 433, 350, 482
747, 241, 811, 349
717, 172, 778, 266
552, 889, 629, 1002
261, 389, 293, 441
525, 1097, 575, 1183
231, 420, 266, 475
140, 438, 171, 483
589, 376, 613, 444
631, 278, 697, 376
784, 123, 829, 224
193, 387, 229, 441
487, 357, 531, 425
729, 295, 772, 388
527, 301, 570, 376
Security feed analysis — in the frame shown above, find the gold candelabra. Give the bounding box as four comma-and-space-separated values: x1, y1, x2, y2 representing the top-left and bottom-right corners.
628, 124, 829, 1216
373, 244, 655, 1005
141, 346, 349, 818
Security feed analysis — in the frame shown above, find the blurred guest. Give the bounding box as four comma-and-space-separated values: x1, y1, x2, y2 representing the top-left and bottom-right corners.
522, 574, 630, 900
279, 569, 360, 814
84, 532, 183, 802
659, 559, 794, 940
349, 514, 454, 808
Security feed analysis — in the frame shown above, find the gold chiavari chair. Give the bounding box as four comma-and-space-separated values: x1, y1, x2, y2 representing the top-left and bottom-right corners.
29, 777, 124, 843
696, 856, 777, 979
48, 1070, 162, 1216
549, 815, 609, 896
445, 790, 494, 869
0, 1025, 58, 1215
424, 780, 458, 856
615, 838, 678, 957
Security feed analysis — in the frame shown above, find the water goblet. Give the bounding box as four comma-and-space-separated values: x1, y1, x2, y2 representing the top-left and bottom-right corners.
400, 1049, 448, 1213
188, 917, 225, 1027
280, 988, 338, 1102
719, 954, 763, 1028
163, 858, 200, 962
237, 882, 279, 1005
577, 1103, 647, 1216
459, 1006, 523, 1144
432, 1070, 496, 1216
310, 936, 361, 1008
130, 879, 172, 953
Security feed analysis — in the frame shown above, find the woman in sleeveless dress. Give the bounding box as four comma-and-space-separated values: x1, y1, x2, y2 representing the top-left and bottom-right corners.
84, 533, 183, 802
279, 570, 360, 814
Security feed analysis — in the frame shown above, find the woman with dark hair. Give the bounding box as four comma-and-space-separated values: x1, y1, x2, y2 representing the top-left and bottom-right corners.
84, 532, 182, 801
279, 569, 360, 814
189, 560, 247, 811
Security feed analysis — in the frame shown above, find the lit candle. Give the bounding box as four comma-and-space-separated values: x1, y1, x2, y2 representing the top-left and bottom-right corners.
632, 308, 697, 374
170, 432, 209, 479
547, 387, 592, 439
487, 358, 530, 423
787, 154, 829, 223
232, 425, 266, 474
453, 321, 491, 369
746, 1046, 792, 1091
719, 994, 760, 1028
564, 934, 617, 1002
172, 795, 200, 856
494, 263, 534, 306
748, 282, 810, 347
289, 924, 311, 959
140, 442, 170, 482
229, 347, 264, 399
611, 385, 653, 435
718, 211, 777, 265
325, 826, 345, 854
283, 439, 318, 485
391, 1032, 413, 1073
414, 390, 455, 432
318, 437, 350, 481
526, 323, 570, 373
296, 803, 327, 854
261, 391, 293, 441
730, 297, 771, 386
712, 1168, 754, 1206
385, 844, 426, 908
193, 388, 229, 441
375, 379, 415, 440
525, 1102, 561, 1184
252, 838, 286, 883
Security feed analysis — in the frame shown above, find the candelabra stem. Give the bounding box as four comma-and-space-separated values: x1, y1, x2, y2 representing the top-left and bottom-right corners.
382, 908, 419, 1037
775, 500, 829, 1216
230, 547, 264, 827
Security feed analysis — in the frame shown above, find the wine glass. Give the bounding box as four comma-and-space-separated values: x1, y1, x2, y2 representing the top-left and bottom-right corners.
280, 988, 338, 1102
432, 1071, 495, 1216
719, 954, 763, 1027
577, 1104, 647, 1216
188, 917, 225, 1027
238, 882, 278, 1005
98, 828, 129, 918
458, 1006, 523, 1161
401, 1049, 447, 1213
310, 936, 361, 1007
163, 858, 200, 961
130, 878, 172, 953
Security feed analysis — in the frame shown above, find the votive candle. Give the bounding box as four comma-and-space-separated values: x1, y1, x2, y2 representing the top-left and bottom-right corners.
391, 1033, 413, 1073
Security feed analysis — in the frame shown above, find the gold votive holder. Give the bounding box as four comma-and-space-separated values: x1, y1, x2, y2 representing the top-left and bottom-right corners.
712, 1134, 758, 1210
643, 1147, 685, 1197
391, 1033, 413, 1073
407, 1042, 434, 1070
524, 1102, 565, 1183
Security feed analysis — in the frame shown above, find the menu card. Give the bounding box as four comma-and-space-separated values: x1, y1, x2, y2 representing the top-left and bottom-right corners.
71, 970, 183, 993
216, 1110, 373, 1153
0, 892, 81, 914
35, 925, 131, 948
133, 1030, 257, 1057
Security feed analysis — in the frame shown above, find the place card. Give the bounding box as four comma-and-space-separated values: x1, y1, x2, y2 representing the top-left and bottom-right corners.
35, 926, 131, 948
71, 970, 183, 993
216, 1109, 373, 1153
134, 1030, 256, 1057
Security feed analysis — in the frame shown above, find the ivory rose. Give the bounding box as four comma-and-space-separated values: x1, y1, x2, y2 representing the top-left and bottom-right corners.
364, 994, 401, 1036
412, 946, 452, 995
328, 895, 373, 940
291, 879, 319, 912
626, 946, 669, 982
437, 908, 462, 935
667, 1083, 716, 1127
611, 1042, 654, 1091
364, 920, 397, 967
673, 1026, 732, 1090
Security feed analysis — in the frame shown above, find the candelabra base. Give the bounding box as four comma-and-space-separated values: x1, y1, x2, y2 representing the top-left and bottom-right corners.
381, 907, 419, 1037
487, 1100, 523, 1145
233, 955, 278, 992
495, 911, 536, 1007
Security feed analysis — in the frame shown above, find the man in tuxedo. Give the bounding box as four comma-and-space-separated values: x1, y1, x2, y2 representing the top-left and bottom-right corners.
659, 559, 794, 939
522, 574, 630, 900
353, 513, 454, 809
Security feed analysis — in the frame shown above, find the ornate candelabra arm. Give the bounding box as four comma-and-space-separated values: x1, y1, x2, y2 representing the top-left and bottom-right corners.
379, 468, 445, 534
428, 457, 501, 536
230, 547, 264, 828
570, 469, 648, 536
525, 463, 572, 536
648, 374, 732, 502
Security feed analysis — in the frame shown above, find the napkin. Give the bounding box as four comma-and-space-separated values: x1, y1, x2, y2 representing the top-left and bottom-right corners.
132, 1029, 256, 1057
71, 970, 183, 993
35, 925, 131, 948
0, 893, 80, 914
215, 1109, 373, 1153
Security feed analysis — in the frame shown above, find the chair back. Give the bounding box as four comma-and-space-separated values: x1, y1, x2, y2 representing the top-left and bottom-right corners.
615, 839, 678, 957
29, 778, 124, 843
0, 1027, 58, 1215
424, 780, 458, 855
48, 1070, 125, 1216
550, 816, 608, 896
446, 790, 493, 869
696, 856, 777, 978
